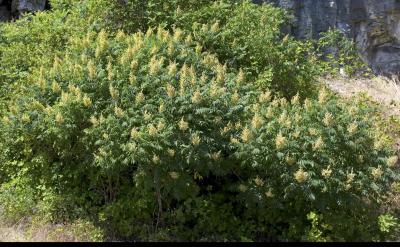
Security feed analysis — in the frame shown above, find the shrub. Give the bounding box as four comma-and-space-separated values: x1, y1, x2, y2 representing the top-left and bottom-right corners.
96, 0, 320, 98
0, 0, 133, 111
234, 90, 398, 241
0, 26, 397, 240
174, 1, 320, 98
0, 27, 252, 239
316, 28, 371, 77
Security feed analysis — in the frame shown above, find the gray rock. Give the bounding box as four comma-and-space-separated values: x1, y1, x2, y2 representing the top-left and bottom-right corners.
259, 0, 400, 76
11, 0, 46, 16
0, 6, 10, 21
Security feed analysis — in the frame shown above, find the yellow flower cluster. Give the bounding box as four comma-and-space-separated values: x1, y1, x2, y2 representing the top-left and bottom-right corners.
275, 132, 286, 150
321, 166, 332, 179
114, 106, 124, 118
191, 90, 202, 104
55, 112, 64, 124
387, 156, 398, 167
191, 134, 201, 146
294, 168, 308, 183
347, 122, 358, 135
254, 176, 264, 187
179, 118, 189, 131
322, 112, 333, 127
371, 166, 383, 180
241, 127, 252, 143
109, 84, 119, 99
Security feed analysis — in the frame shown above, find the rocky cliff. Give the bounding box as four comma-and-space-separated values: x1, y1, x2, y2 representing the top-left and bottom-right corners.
0, 0, 399, 76
0, 0, 47, 20
256, 0, 400, 76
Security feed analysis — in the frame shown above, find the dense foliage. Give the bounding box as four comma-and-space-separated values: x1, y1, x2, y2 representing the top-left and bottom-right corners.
0, 0, 398, 242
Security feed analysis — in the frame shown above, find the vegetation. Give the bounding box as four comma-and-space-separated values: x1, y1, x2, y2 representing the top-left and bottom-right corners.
0, 0, 398, 242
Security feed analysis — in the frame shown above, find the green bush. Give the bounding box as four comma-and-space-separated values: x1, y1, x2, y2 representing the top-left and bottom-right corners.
234, 90, 398, 241
75, 0, 319, 98
0, 27, 397, 240
173, 1, 319, 98
0, 27, 252, 239
316, 28, 371, 77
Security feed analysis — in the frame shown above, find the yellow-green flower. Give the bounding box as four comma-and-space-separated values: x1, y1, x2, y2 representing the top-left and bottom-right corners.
55, 112, 64, 124
109, 85, 119, 99
254, 176, 264, 187
114, 106, 124, 118
236, 69, 245, 84
265, 107, 274, 118
21, 113, 30, 123
371, 166, 383, 180
157, 121, 166, 131
278, 111, 287, 124
387, 156, 398, 168
238, 184, 248, 192
152, 155, 160, 164
148, 124, 157, 136
291, 93, 300, 105
191, 90, 202, 104
265, 189, 274, 198
241, 127, 252, 143
191, 134, 201, 146
168, 62, 177, 76
51, 81, 61, 93
129, 73, 137, 85
169, 172, 179, 180
2, 116, 10, 124
130, 128, 140, 140
308, 128, 318, 136
135, 91, 145, 105
318, 89, 328, 104
347, 122, 358, 135
166, 84, 175, 98
251, 114, 263, 129
167, 149, 176, 157
178, 118, 189, 131
322, 112, 333, 127
285, 155, 296, 166
143, 111, 152, 122
211, 151, 222, 161
294, 168, 308, 183
304, 98, 312, 110
159, 102, 165, 113
231, 91, 240, 104
259, 90, 271, 103
83, 94, 92, 107
87, 60, 96, 79
313, 136, 324, 151
90, 116, 99, 126
321, 166, 332, 178
275, 132, 286, 150
230, 137, 240, 145
293, 130, 301, 139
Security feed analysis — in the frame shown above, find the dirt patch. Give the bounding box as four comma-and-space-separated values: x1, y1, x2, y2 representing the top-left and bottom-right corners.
323, 76, 400, 117
323, 75, 400, 154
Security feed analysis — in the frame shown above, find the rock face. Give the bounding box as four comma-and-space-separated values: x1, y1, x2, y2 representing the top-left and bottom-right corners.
256, 0, 400, 76
0, 0, 47, 20
11, 0, 46, 16
0, 0, 399, 76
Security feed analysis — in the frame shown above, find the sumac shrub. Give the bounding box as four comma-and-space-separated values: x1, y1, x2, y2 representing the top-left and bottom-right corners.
0, 27, 398, 241
173, 1, 320, 98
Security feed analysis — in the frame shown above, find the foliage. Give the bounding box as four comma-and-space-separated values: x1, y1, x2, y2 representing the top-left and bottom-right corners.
316, 28, 371, 77
0, 0, 398, 242
173, 1, 319, 98
1, 27, 398, 240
